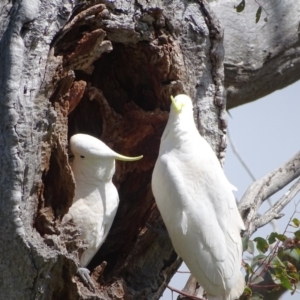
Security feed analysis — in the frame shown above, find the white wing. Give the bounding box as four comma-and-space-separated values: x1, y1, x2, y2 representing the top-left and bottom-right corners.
152, 141, 243, 295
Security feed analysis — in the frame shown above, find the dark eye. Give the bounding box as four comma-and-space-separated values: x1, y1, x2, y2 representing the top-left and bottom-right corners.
80, 155, 85, 158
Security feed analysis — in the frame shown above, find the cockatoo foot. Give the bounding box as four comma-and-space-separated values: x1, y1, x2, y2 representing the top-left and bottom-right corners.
77, 267, 95, 292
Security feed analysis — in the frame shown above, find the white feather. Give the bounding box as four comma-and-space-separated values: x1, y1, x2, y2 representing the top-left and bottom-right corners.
63, 134, 142, 267
152, 95, 245, 299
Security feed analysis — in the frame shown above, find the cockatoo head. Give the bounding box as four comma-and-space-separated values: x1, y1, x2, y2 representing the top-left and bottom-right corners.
170, 94, 193, 115
160, 94, 196, 145
167, 94, 195, 133
70, 134, 143, 181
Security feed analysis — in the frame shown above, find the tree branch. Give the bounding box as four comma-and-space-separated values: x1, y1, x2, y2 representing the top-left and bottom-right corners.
210, 1, 300, 108
239, 151, 300, 236
178, 275, 206, 300
254, 178, 300, 231
168, 285, 203, 300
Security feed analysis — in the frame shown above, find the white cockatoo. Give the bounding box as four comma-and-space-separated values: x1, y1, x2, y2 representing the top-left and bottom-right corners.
152, 95, 245, 300
63, 134, 142, 284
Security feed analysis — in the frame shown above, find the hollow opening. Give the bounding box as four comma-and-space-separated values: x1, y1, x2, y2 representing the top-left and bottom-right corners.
41, 20, 184, 286
32, 3, 190, 295
66, 40, 181, 278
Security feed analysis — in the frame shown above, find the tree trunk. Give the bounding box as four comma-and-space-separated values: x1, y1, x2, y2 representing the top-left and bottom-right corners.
1, 0, 299, 299
0, 0, 226, 299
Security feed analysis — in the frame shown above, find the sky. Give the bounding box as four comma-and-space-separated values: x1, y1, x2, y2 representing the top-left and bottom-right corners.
161, 80, 300, 300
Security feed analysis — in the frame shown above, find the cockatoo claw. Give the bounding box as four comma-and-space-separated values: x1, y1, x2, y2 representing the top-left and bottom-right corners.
77, 267, 95, 292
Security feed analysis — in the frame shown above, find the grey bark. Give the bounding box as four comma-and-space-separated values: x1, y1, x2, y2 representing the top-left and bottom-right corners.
0, 0, 226, 299
1, 0, 299, 299
0, 0, 77, 299
209, 0, 300, 109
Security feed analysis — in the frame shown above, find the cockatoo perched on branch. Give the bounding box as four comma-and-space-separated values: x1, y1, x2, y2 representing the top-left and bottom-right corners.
152, 95, 245, 300
63, 134, 142, 285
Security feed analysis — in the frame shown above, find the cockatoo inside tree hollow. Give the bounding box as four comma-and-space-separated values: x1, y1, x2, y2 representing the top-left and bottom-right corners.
63, 134, 142, 286
152, 95, 245, 300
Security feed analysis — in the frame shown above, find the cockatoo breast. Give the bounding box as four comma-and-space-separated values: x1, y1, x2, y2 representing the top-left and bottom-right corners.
65, 181, 119, 267
72, 155, 116, 182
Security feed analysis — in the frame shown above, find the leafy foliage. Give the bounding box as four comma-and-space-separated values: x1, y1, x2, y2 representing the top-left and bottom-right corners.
241, 217, 300, 299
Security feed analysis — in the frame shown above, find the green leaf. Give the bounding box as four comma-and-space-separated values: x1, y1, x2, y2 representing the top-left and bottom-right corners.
244, 263, 254, 282
292, 218, 300, 227
255, 6, 262, 23
278, 273, 293, 290
294, 230, 300, 240
276, 234, 287, 242
242, 236, 249, 252
247, 240, 255, 254
271, 273, 281, 285
273, 266, 284, 276
286, 248, 300, 262
288, 272, 299, 282
270, 255, 285, 268
251, 254, 267, 267
251, 275, 264, 285
235, 0, 245, 13
267, 232, 287, 244
254, 237, 269, 253
268, 232, 277, 244
244, 262, 254, 274
243, 286, 252, 296
278, 246, 284, 259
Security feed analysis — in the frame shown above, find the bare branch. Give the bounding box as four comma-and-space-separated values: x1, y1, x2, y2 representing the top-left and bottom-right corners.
239, 150, 300, 236
178, 274, 206, 300
210, 1, 300, 109
168, 285, 203, 300
254, 178, 300, 231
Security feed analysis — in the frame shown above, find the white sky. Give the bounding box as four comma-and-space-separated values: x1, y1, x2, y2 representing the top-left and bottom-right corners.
161, 80, 300, 300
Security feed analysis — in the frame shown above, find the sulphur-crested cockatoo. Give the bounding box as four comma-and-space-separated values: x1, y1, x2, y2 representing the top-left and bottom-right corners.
63, 134, 142, 284
152, 95, 245, 300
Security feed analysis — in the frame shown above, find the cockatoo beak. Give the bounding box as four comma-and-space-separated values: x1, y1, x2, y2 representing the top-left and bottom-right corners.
114, 153, 143, 161
171, 95, 184, 113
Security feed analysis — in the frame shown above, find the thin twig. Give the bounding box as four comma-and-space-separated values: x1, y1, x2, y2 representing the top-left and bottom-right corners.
227, 130, 256, 181
167, 285, 203, 300
177, 270, 191, 274
254, 179, 300, 230
253, 0, 269, 15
